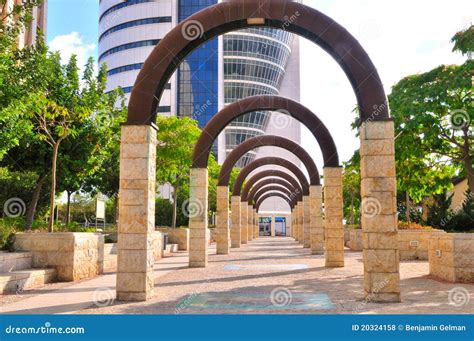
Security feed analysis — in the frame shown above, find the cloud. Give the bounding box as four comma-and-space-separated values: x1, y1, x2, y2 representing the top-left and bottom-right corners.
48, 32, 96, 71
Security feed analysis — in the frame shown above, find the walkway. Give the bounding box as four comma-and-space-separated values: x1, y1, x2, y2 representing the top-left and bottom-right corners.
1, 237, 473, 314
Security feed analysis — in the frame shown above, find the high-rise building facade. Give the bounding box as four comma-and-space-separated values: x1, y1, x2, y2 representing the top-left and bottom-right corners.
1, 0, 47, 48
98, 0, 301, 211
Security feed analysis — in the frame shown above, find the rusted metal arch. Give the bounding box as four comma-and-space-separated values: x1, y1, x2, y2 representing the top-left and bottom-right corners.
232, 156, 310, 196
241, 170, 307, 203
127, 0, 389, 126
192, 96, 339, 168
255, 192, 295, 212
218, 136, 320, 187
247, 179, 300, 205
251, 185, 298, 207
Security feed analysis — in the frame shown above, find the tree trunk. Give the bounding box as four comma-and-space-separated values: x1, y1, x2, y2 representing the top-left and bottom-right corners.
172, 184, 178, 229
25, 174, 46, 231
65, 190, 71, 227
114, 195, 119, 224
462, 128, 474, 193
406, 191, 411, 223
48, 142, 60, 232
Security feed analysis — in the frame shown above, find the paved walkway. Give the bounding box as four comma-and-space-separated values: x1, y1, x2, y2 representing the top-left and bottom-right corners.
1, 237, 473, 314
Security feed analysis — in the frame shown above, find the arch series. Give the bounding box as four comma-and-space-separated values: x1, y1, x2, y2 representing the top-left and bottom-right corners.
117, 0, 400, 303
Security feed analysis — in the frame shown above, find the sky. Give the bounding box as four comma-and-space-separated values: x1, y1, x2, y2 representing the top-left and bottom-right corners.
46, 0, 473, 168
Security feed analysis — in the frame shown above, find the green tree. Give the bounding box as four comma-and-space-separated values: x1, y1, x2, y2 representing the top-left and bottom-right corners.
389, 59, 473, 196
451, 25, 474, 57
342, 151, 360, 225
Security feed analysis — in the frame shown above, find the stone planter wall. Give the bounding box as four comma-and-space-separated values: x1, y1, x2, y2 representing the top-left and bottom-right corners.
344, 229, 351, 247
398, 229, 445, 261
156, 228, 188, 251
429, 233, 474, 282
151, 231, 163, 260
14, 232, 104, 282
348, 229, 363, 251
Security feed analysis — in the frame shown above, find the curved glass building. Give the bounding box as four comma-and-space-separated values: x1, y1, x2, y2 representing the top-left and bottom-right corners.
98, 0, 301, 211
223, 28, 295, 167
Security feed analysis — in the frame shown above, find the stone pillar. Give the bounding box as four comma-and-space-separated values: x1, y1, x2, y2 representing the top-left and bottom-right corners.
253, 209, 258, 238
324, 167, 344, 267
310, 185, 324, 254
303, 196, 311, 248
188, 168, 209, 268
247, 204, 253, 241
291, 210, 295, 238
297, 202, 304, 244
360, 120, 400, 302
293, 204, 299, 241
240, 202, 248, 244
117, 125, 156, 301
216, 186, 230, 255
231, 196, 241, 248
270, 216, 275, 237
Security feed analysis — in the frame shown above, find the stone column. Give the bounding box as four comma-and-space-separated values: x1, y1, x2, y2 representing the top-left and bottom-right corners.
188, 168, 209, 268
298, 202, 304, 244
270, 216, 275, 237
293, 204, 299, 241
291, 210, 295, 238
117, 125, 156, 301
253, 209, 258, 238
310, 185, 324, 254
240, 202, 248, 244
247, 204, 253, 241
360, 120, 400, 302
324, 167, 344, 267
216, 186, 230, 255
303, 196, 311, 248
231, 196, 241, 248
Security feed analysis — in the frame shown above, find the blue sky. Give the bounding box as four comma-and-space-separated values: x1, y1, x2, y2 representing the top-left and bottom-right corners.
46, 0, 472, 165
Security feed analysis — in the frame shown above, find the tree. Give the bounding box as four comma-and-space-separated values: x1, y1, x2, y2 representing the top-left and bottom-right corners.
342, 151, 360, 225
389, 59, 473, 195
451, 25, 474, 57
155, 116, 202, 228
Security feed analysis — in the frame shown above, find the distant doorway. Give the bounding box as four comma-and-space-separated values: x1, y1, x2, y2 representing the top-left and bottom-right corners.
275, 217, 287, 237
259, 217, 271, 236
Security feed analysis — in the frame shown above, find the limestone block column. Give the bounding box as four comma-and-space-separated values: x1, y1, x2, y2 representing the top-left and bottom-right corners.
247, 204, 253, 241
188, 168, 209, 268
293, 205, 299, 241
291, 210, 295, 238
297, 202, 304, 244
270, 216, 276, 237
253, 209, 258, 238
324, 167, 344, 267
360, 120, 400, 302
240, 202, 248, 244
303, 196, 311, 248
117, 125, 156, 301
310, 185, 324, 255
216, 186, 230, 255
231, 196, 241, 248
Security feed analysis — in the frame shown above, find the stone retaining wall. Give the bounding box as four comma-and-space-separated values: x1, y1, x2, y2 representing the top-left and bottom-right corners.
156, 228, 188, 251
398, 229, 445, 261
14, 232, 104, 282
348, 229, 363, 251
429, 233, 474, 282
